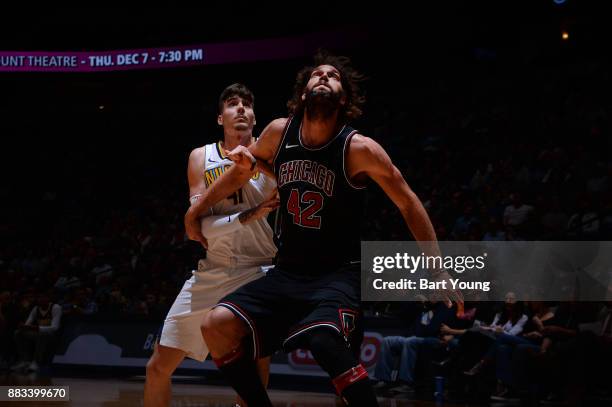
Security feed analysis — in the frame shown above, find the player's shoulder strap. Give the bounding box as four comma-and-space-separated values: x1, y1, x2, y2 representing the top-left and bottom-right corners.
204, 141, 225, 170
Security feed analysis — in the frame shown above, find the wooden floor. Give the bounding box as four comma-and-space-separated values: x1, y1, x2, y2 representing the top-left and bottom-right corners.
0, 372, 462, 406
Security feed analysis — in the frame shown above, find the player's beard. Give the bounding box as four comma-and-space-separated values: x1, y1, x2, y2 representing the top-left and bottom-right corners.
304, 89, 342, 120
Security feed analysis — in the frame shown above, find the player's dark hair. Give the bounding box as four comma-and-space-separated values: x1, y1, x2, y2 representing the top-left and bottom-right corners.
287, 50, 365, 121
219, 83, 254, 113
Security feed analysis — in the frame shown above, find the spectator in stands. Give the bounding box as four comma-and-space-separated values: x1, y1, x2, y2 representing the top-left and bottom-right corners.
437, 302, 480, 350
54, 265, 81, 294
510, 300, 587, 404
567, 198, 600, 238
11, 291, 62, 372
107, 282, 128, 314
452, 204, 478, 239
90, 254, 114, 285
503, 193, 534, 229
373, 298, 455, 393
540, 196, 568, 238
463, 292, 528, 376
62, 287, 98, 316
504, 192, 534, 231
482, 216, 506, 241
491, 301, 556, 400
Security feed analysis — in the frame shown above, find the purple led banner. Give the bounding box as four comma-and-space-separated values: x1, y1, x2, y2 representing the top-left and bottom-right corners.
0, 31, 362, 72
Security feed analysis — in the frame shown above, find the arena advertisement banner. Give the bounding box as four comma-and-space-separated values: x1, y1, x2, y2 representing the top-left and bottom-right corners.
0, 30, 363, 72
52, 319, 385, 377
362, 241, 612, 302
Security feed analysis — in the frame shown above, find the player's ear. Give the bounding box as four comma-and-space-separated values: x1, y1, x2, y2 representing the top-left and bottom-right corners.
217, 114, 223, 126
301, 92, 306, 102
340, 94, 347, 106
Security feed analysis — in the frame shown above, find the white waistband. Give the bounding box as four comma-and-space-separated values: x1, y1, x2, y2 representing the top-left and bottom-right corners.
202, 252, 274, 268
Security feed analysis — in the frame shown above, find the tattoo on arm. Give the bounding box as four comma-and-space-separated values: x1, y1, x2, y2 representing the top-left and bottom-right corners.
238, 208, 257, 224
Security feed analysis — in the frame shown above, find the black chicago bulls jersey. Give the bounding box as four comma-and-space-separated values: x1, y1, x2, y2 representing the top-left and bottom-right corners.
273, 115, 366, 273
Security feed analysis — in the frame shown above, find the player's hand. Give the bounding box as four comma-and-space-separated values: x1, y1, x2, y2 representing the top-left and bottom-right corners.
225, 145, 256, 171
440, 323, 452, 335
185, 205, 209, 249
239, 190, 280, 225
428, 270, 464, 308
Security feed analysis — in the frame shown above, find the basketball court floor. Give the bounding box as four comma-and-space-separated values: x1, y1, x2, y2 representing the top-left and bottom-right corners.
0, 372, 464, 406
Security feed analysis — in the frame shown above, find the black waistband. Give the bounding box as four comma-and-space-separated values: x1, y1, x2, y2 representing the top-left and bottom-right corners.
276, 256, 360, 276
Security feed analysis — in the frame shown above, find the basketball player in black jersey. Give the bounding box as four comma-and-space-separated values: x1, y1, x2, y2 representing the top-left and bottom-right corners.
185, 52, 462, 406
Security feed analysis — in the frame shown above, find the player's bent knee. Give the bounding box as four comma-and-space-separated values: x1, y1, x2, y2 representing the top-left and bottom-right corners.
307, 328, 350, 360
146, 344, 183, 380
201, 307, 227, 337
146, 354, 172, 379
203, 306, 248, 338
302, 328, 360, 380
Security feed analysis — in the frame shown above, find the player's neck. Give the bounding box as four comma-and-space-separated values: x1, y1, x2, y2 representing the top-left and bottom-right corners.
222, 131, 253, 151
301, 112, 341, 147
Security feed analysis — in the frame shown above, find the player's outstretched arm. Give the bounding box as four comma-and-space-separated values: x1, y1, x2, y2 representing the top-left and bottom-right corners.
346, 134, 463, 305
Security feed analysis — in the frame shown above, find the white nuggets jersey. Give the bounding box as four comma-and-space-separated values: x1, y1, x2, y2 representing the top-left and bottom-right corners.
202, 141, 277, 263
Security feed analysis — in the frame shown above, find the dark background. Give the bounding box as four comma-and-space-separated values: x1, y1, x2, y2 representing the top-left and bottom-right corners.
0, 3, 611, 404
1, 2, 610, 322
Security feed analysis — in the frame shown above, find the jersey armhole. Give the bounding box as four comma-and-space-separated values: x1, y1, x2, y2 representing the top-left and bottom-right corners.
202, 143, 214, 192
343, 131, 367, 190
203, 144, 210, 183
272, 116, 294, 172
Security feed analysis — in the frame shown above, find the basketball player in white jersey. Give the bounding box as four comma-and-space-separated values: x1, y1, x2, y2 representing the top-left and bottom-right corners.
144, 84, 278, 407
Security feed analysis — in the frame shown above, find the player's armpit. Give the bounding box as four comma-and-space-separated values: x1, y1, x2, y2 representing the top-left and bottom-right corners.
256, 159, 275, 178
